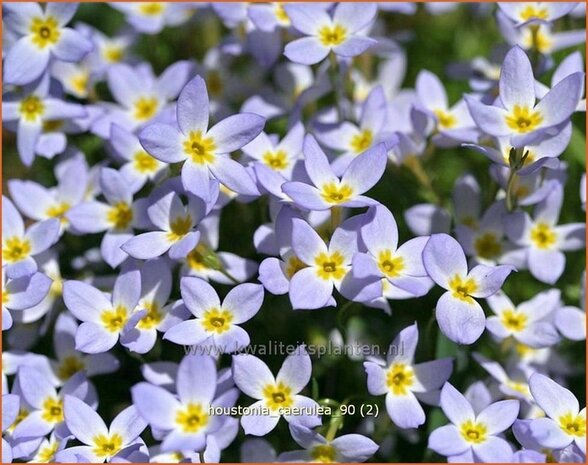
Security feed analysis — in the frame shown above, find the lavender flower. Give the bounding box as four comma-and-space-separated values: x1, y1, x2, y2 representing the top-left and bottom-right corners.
423, 233, 515, 344
232, 346, 321, 435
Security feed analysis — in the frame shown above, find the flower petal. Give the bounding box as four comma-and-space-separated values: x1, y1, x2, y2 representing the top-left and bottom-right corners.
422, 233, 468, 290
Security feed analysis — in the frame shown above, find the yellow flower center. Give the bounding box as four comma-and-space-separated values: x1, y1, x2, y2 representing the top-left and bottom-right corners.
349, 129, 373, 153
386, 363, 414, 395
202, 308, 233, 334
183, 131, 216, 165
501, 309, 528, 332
107, 201, 134, 230
262, 150, 289, 170
448, 275, 478, 303
2, 237, 32, 263
2, 289, 9, 305
434, 109, 457, 129
505, 105, 543, 133
320, 183, 354, 205
100, 306, 128, 333
167, 215, 192, 242
507, 380, 530, 396
35, 440, 59, 463
139, 2, 165, 16
285, 255, 307, 278
46, 202, 71, 225
460, 420, 488, 444
93, 433, 123, 459
530, 222, 556, 250
103, 45, 124, 63
137, 301, 164, 330
474, 232, 502, 259
70, 72, 89, 95
318, 24, 347, 47
377, 250, 405, 278
263, 382, 294, 411
310, 445, 337, 463
519, 5, 549, 21
57, 355, 86, 381
133, 150, 159, 174
559, 413, 586, 437
175, 403, 209, 433
41, 397, 64, 423
19, 95, 45, 122
315, 251, 346, 281
30, 16, 60, 49
133, 96, 159, 121
274, 3, 291, 25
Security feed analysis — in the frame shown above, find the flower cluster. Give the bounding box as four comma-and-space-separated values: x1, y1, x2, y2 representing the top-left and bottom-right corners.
2, 2, 586, 464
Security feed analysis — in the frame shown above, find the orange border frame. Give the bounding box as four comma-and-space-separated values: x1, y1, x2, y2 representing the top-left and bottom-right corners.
0, 1, 586, 464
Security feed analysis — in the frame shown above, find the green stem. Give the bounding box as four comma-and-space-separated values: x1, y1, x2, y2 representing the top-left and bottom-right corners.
330, 206, 342, 233
328, 52, 346, 121
403, 155, 441, 204
505, 169, 519, 212
325, 406, 344, 441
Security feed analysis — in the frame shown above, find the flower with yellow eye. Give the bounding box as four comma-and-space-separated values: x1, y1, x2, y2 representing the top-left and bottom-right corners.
164, 277, 263, 353
232, 346, 321, 436
415, 70, 477, 145
429, 383, 520, 462
364, 323, 453, 429
486, 289, 561, 348
139, 75, 264, 201
284, 3, 377, 65
122, 181, 209, 262
63, 264, 141, 354
527, 373, 586, 455
110, 2, 195, 34
279, 424, 379, 462
91, 60, 193, 138
2, 197, 60, 280
2, 72, 86, 166
242, 122, 304, 177
498, 2, 578, 26
110, 124, 167, 193
423, 234, 515, 344
258, 206, 318, 297
506, 182, 585, 284
287, 216, 382, 310
3, 3, 92, 85
315, 87, 396, 175
67, 167, 145, 268
132, 355, 233, 453
8, 156, 89, 233
353, 205, 433, 302
473, 353, 535, 405
283, 135, 387, 212
120, 258, 186, 355
11, 369, 94, 445
63, 396, 146, 462
466, 46, 584, 148
50, 313, 120, 386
